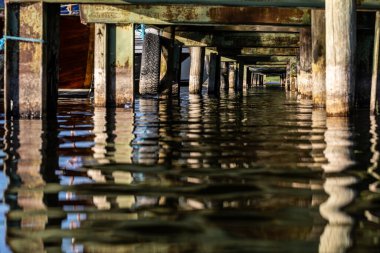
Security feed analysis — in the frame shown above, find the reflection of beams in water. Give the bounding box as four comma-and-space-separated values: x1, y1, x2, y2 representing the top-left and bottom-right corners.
366, 115, 380, 224
1, 122, 10, 253
7, 120, 47, 252
319, 117, 357, 253
368, 115, 380, 180
113, 108, 134, 164
132, 98, 160, 165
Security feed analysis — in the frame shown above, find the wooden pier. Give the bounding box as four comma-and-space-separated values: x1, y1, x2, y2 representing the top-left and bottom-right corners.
4, 0, 380, 117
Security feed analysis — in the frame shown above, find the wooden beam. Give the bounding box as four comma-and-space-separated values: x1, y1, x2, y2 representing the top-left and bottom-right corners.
80, 5, 311, 26
237, 56, 296, 62
7, 0, 380, 10
175, 25, 304, 33
175, 32, 300, 47
240, 47, 300, 56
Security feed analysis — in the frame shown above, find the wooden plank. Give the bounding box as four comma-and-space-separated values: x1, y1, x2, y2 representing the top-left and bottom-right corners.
175, 32, 300, 47
326, 0, 356, 116
80, 5, 311, 25
94, 23, 107, 106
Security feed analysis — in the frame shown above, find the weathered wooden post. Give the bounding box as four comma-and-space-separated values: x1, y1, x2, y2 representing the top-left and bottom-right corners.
371, 12, 380, 114
356, 27, 373, 108
326, 0, 356, 116
285, 63, 291, 90
108, 24, 135, 106
173, 44, 182, 96
4, 3, 60, 119
94, 24, 135, 107
256, 74, 259, 87
312, 10, 326, 107
220, 62, 229, 90
208, 53, 221, 95
140, 27, 161, 96
290, 58, 298, 91
243, 66, 248, 89
94, 23, 107, 106
189, 47, 205, 94
247, 68, 252, 88
160, 27, 176, 97
228, 63, 236, 90
237, 62, 244, 91
298, 27, 312, 97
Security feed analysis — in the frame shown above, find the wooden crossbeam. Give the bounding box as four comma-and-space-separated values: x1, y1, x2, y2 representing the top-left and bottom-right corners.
80, 5, 311, 25
175, 32, 300, 47
6, 0, 380, 10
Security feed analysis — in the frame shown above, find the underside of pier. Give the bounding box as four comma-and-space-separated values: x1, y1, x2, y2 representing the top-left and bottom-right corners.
3, 0, 380, 117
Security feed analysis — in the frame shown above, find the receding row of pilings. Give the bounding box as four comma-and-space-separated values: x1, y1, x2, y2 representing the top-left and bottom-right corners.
4, 0, 380, 119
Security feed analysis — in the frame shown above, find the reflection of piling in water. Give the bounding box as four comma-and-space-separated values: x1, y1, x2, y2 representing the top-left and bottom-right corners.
132, 98, 160, 165
114, 108, 134, 164
319, 117, 357, 253
8, 120, 47, 252
92, 108, 108, 164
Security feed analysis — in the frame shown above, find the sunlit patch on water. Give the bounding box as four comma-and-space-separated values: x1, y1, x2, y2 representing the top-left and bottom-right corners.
1, 88, 380, 252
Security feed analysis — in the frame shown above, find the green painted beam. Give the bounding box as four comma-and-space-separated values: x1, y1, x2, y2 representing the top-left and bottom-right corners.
80, 5, 311, 25
176, 32, 300, 47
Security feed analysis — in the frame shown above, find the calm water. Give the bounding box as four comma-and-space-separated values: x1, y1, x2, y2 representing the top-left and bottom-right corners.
0, 87, 380, 252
